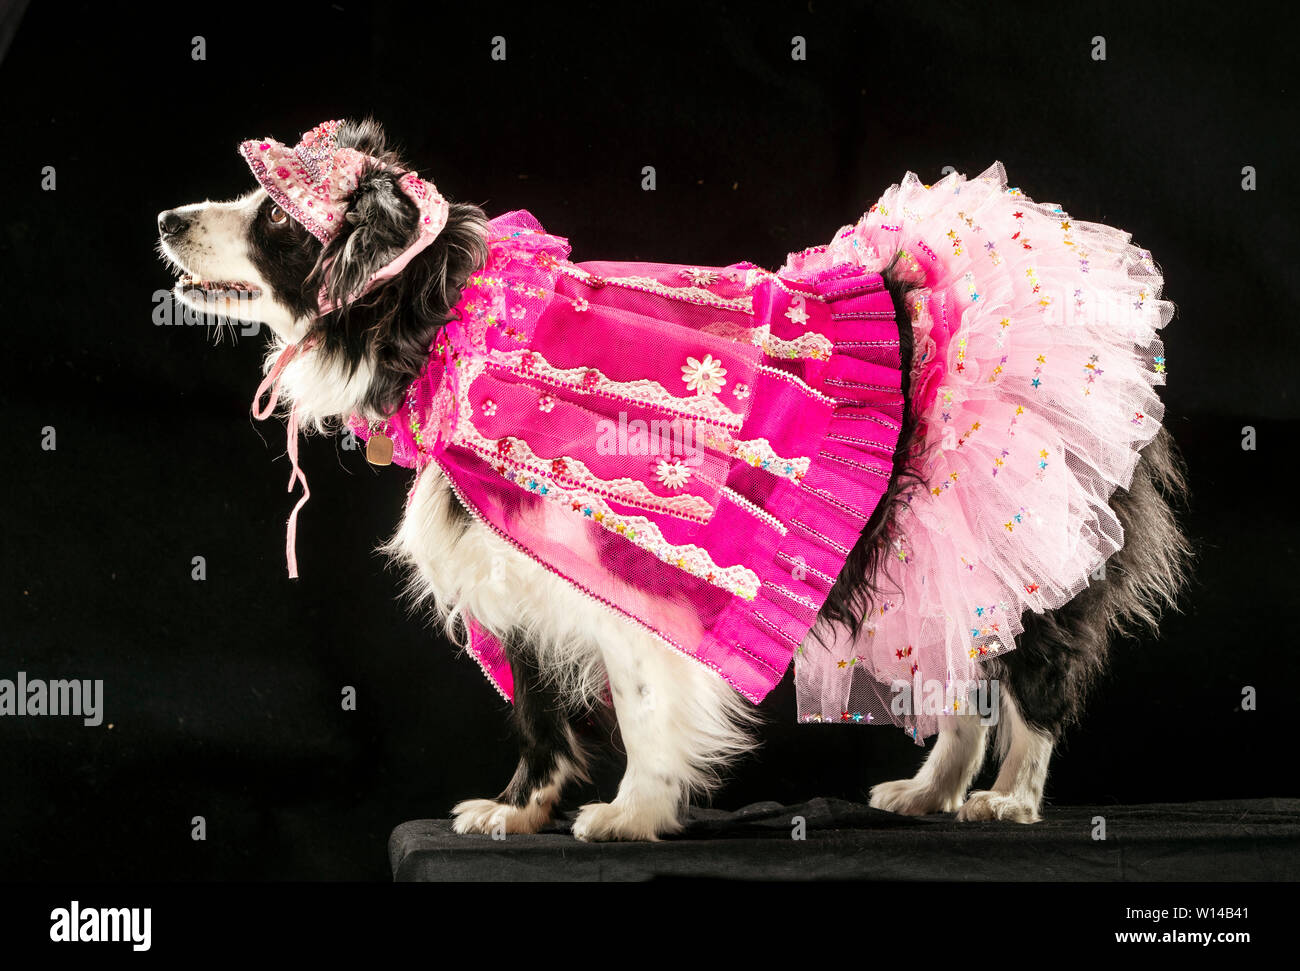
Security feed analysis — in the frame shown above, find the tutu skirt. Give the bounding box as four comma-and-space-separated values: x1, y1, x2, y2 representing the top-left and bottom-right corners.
783, 163, 1173, 739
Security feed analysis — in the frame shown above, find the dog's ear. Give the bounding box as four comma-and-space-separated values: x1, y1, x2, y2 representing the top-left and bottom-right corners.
316, 118, 421, 311
312, 200, 491, 417
324, 167, 419, 307
305, 119, 490, 415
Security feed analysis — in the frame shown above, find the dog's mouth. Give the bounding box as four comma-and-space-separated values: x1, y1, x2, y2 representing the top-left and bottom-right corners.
176, 273, 263, 299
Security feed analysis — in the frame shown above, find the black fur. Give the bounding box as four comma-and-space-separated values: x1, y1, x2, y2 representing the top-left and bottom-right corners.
986, 427, 1191, 736
497, 631, 587, 808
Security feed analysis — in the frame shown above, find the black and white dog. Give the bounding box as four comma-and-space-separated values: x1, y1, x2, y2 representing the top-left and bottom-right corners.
157, 119, 1190, 841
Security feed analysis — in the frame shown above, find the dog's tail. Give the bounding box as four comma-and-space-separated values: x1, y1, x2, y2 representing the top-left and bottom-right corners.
1100, 425, 1193, 635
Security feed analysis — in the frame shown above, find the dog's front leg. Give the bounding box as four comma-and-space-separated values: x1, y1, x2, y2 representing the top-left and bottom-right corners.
956, 690, 1051, 823
452, 639, 589, 835
869, 712, 988, 814
572, 627, 752, 842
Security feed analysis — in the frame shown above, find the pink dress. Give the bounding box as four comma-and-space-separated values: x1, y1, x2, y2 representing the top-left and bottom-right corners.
350, 163, 1171, 741
352, 210, 905, 705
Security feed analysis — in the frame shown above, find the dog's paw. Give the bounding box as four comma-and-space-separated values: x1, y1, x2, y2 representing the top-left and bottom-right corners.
570, 800, 679, 842
869, 777, 965, 815
955, 790, 1041, 823
450, 798, 550, 836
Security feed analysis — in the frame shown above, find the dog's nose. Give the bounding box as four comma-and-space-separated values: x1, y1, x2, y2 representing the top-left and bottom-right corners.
158, 210, 190, 237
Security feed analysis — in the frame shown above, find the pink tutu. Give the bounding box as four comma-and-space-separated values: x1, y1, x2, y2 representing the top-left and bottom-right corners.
784, 163, 1172, 739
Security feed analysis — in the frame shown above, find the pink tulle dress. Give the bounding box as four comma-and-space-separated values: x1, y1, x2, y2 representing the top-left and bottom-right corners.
351, 163, 1171, 741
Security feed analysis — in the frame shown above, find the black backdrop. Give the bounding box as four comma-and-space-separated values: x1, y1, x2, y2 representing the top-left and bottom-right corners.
1, 0, 1295, 880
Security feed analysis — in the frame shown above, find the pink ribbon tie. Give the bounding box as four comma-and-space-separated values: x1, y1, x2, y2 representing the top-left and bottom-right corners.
253, 340, 314, 579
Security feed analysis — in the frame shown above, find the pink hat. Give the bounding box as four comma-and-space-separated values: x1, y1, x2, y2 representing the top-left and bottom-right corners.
238, 120, 452, 309
239, 119, 449, 244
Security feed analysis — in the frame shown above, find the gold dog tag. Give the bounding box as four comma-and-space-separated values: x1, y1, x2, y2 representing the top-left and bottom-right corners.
366, 433, 394, 466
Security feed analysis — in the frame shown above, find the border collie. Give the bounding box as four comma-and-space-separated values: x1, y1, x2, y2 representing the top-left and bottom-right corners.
157, 118, 1189, 841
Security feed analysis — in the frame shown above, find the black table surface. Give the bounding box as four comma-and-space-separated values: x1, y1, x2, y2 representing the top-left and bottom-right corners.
390, 797, 1300, 882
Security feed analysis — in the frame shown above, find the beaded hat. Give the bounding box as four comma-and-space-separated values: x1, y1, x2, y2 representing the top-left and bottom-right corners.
238, 119, 450, 246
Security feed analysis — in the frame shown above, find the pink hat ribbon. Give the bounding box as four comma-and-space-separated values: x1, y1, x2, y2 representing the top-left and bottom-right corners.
252, 337, 316, 579
239, 120, 450, 314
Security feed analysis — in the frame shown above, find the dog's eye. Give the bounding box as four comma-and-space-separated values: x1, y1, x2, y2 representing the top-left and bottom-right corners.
268, 205, 288, 225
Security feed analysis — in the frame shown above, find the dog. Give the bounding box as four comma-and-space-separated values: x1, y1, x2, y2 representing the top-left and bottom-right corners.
157, 118, 1190, 841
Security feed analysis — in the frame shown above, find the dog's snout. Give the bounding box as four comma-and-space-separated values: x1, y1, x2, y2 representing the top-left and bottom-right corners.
158, 210, 190, 237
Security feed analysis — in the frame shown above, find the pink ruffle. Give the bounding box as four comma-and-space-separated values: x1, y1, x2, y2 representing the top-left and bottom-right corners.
787, 163, 1173, 739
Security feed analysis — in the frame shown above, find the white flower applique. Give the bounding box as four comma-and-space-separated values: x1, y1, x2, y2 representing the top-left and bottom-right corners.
784, 295, 810, 327
656, 459, 692, 490
680, 267, 719, 286
681, 353, 727, 395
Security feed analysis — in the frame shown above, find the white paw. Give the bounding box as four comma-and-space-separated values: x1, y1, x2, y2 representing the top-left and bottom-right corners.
869, 777, 965, 815
955, 790, 1041, 823
451, 798, 550, 835
570, 800, 680, 842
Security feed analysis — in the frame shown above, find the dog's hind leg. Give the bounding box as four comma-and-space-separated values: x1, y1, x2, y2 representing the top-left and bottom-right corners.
869, 713, 988, 814
571, 626, 755, 842
960, 430, 1190, 823
452, 634, 590, 835
956, 690, 1052, 822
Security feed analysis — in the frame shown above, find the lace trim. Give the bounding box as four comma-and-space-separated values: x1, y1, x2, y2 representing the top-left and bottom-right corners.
555, 262, 755, 313
699, 320, 834, 362
487, 347, 745, 429
699, 426, 811, 482
455, 359, 717, 522
758, 327, 834, 361
497, 466, 760, 601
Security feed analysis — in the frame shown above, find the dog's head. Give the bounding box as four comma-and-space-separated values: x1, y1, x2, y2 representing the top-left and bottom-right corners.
157, 118, 489, 415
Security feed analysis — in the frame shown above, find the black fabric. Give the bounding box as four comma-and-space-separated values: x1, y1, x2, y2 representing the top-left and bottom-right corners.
390, 798, 1300, 881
